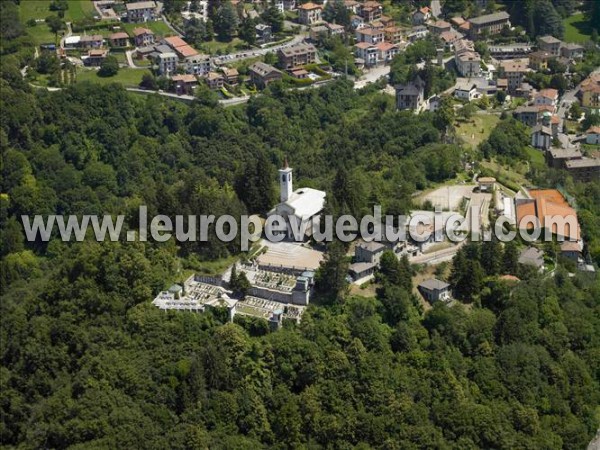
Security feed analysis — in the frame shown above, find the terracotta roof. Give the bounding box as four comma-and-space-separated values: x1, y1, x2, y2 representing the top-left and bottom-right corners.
110, 32, 129, 40
172, 74, 197, 83
499, 274, 520, 282
355, 42, 374, 49
133, 27, 153, 36
164, 36, 189, 48
537, 88, 558, 99
298, 2, 322, 10
587, 126, 600, 134
356, 27, 383, 36
176, 44, 199, 57
560, 241, 581, 253
516, 189, 579, 240
430, 20, 451, 29
375, 42, 396, 51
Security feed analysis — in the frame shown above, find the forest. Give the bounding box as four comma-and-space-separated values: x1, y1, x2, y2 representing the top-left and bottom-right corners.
2, 0, 600, 448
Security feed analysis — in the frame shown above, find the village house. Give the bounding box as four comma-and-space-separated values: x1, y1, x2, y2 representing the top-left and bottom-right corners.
564, 158, 600, 182
546, 148, 583, 169
586, 126, 600, 144
454, 81, 479, 101
221, 67, 239, 86
277, 43, 317, 69
376, 42, 399, 63
499, 59, 529, 93
171, 74, 198, 95
468, 11, 510, 39
429, 20, 452, 35
528, 50, 555, 71
359, 1, 383, 22
133, 27, 154, 46
439, 29, 464, 50
126, 1, 157, 23
326, 22, 346, 37
268, 160, 326, 241
531, 124, 552, 150
355, 27, 384, 44
157, 52, 178, 75
408, 25, 429, 41
418, 279, 451, 303
310, 25, 329, 42
396, 77, 425, 111
455, 51, 482, 77
298, 2, 323, 25
84, 49, 108, 66
560, 241, 583, 263
579, 73, 600, 110
349, 241, 386, 281
412, 6, 431, 25
518, 247, 545, 272
383, 26, 403, 44
205, 72, 224, 90
534, 88, 559, 110
248, 62, 283, 89
256, 24, 272, 43
344, 0, 360, 14
537, 35, 561, 56
355, 42, 379, 66
109, 32, 129, 47
560, 43, 584, 60
513, 105, 542, 127
288, 67, 310, 79
185, 54, 211, 76
80, 34, 104, 49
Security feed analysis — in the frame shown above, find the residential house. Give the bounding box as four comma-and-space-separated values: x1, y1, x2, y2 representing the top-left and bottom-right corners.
326, 22, 345, 37
396, 77, 425, 110
344, 0, 360, 14
349, 240, 385, 280
408, 25, 429, 42
455, 51, 481, 77
298, 2, 323, 25
248, 62, 283, 89
185, 54, 211, 76
256, 24, 272, 43
171, 74, 198, 95
429, 20, 452, 35
383, 26, 403, 44
418, 279, 451, 303
205, 72, 224, 90
454, 81, 479, 101
560, 241, 582, 262
277, 43, 317, 69
513, 105, 541, 127
564, 158, 600, 182
560, 43, 584, 60
537, 35, 561, 56
351, 14, 365, 29
84, 49, 108, 66
515, 189, 580, 241
379, 15, 395, 27
450, 16, 467, 28
222, 67, 239, 86
468, 11, 511, 39
359, 1, 383, 22
515, 82, 536, 100
157, 52, 178, 75
531, 124, 552, 150
355, 27, 384, 44
310, 25, 329, 42
518, 247, 545, 272
586, 126, 600, 144
500, 59, 529, 93
126, 1, 157, 23
375, 42, 398, 63
288, 67, 309, 79
109, 32, 129, 47
354, 42, 378, 66
546, 148, 583, 169
133, 27, 154, 46
579, 73, 600, 109
454, 38, 475, 55
412, 6, 431, 25
439, 29, 464, 49
534, 88, 559, 110
528, 50, 555, 70
80, 34, 104, 49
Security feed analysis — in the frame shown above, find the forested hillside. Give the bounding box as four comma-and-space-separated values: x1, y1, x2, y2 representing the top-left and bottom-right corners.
2, 0, 600, 447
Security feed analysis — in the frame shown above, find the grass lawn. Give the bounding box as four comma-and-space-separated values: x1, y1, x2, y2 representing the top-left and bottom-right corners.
454, 113, 500, 149
65, 1, 96, 21
525, 146, 546, 169
121, 21, 173, 38
76, 67, 150, 87
199, 38, 245, 55
563, 13, 592, 43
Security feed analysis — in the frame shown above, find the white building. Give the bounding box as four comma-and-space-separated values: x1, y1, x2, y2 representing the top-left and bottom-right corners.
455, 51, 482, 77
267, 160, 326, 240
454, 81, 479, 101
158, 52, 178, 75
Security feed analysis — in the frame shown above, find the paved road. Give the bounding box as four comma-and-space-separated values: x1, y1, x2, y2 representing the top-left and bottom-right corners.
410, 242, 464, 265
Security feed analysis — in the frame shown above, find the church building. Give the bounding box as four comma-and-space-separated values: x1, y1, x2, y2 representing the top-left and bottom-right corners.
267, 160, 326, 240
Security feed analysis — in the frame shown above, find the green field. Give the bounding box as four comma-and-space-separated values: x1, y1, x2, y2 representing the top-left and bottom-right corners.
76, 67, 150, 87
454, 113, 501, 149
65, 0, 96, 21
20, 1, 97, 44
563, 13, 592, 43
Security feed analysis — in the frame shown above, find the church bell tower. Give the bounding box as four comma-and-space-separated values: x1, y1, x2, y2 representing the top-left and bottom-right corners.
279, 158, 293, 203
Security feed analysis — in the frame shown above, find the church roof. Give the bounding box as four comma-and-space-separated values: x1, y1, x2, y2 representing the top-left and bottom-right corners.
284, 188, 326, 220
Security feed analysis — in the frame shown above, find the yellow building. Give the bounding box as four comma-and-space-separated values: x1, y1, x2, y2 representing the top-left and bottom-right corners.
580, 73, 600, 109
